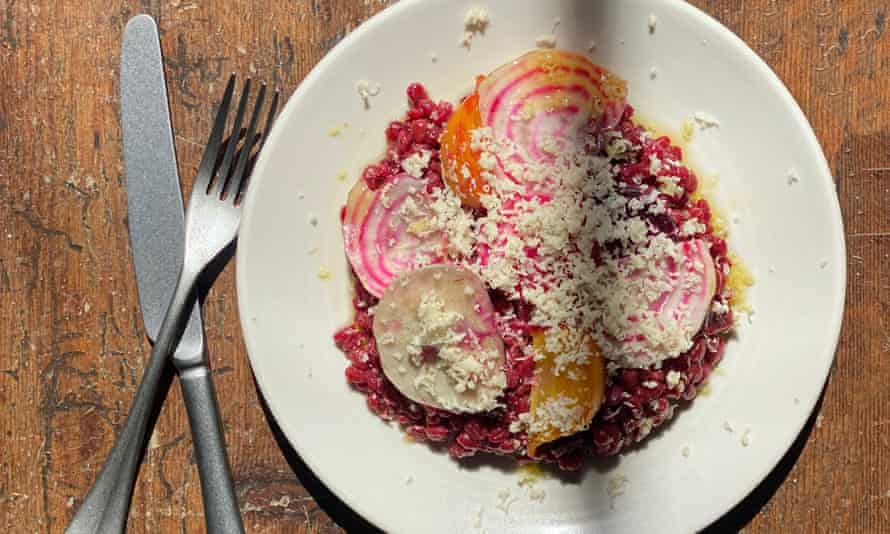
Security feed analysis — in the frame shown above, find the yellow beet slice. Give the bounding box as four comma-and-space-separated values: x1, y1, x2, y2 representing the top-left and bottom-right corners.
527, 330, 606, 457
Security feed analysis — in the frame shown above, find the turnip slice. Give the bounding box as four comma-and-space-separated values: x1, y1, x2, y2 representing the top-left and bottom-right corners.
373, 265, 507, 413
476, 50, 627, 192
341, 174, 446, 297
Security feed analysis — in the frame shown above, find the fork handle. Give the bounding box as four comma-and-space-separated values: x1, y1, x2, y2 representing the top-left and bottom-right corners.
67, 269, 199, 534
179, 361, 245, 534
66, 337, 169, 534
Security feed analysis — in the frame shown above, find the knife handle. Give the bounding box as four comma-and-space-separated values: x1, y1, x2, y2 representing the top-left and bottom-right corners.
179, 361, 245, 534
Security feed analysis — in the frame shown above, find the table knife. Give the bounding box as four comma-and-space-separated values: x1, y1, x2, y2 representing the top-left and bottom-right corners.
67, 14, 243, 534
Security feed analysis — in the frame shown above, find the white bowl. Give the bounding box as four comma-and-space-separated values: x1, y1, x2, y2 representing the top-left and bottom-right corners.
236, 0, 846, 532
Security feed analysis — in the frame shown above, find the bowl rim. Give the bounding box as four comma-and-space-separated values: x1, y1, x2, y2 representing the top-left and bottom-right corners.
236, 0, 847, 531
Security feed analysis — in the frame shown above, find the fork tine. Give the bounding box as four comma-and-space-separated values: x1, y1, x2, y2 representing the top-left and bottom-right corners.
226, 83, 266, 202
212, 78, 251, 198
260, 89, 280, 150
194, 74, 236, 193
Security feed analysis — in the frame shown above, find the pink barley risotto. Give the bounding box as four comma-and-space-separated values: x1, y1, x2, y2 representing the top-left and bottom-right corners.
333, 49, 744, 470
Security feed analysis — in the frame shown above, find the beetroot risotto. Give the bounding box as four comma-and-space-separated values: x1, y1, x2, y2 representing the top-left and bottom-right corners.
333, 49, 744, 470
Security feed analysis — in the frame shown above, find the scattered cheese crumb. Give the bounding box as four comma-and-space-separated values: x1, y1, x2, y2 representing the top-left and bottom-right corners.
308, 214, 319, 226
741, 428, 752, 447
768, 265, 776, 273
607, 475, 628, 499
307, 247, 319, 255
819, 259, 828, 269
723, 420, 735, 433
786, 168, 800, 185
587, 40, 597, 54
529, 487, 546, 502
692, 111, 721, 130
317, 267, 331, 280
816, 414, 824, 428
650, 67, 657, 79
648, 13, 657, 33
431, 52, 438, 63
681, 446, 690, 457
681, 118, 695, 142
666, 370, 682, 389
536, 34, 557, 48
336, 170, 348, 181
328, 123, 348, 137
495, 488, 517, 514
793, 397, 800, 405
356, 80, 381, 109
461, 7, 490, 48
473, 506, 484, 528
404, 474, 414, 485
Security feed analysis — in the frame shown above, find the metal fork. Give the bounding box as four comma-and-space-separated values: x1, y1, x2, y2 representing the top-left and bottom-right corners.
67, 74, 279, 534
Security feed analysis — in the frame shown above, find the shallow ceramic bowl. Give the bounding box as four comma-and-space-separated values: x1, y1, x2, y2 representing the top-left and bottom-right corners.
236, 0, 846, 532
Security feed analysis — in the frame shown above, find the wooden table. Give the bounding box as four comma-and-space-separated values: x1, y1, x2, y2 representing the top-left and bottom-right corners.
1, 1, 887, 532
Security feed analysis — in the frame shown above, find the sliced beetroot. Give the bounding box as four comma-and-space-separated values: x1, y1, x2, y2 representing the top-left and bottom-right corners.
373, 265, 507, 413
341, 173, 447, 297
475, 49, 627, 194
609, 238, 717, 367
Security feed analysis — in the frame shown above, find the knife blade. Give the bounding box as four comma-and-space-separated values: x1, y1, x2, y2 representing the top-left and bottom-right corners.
122, 15, 204, 350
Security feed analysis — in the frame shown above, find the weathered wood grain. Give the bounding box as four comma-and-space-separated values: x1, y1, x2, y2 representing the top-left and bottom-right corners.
0, 0, 887, 532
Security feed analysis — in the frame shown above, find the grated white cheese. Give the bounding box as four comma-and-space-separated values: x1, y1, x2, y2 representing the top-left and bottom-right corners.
461, 7, 490, 48
648, 13, 657, 33
650, 67, 658, 80
680, 218, 706, 237
356, 80, 381, 109
692, 111, 721, 130
528, 395, 586, 436
681, 445, 690, 457
787, 168, 800, 185
607, 475, 629, 498
472, 506, 483, 528
741, 428, 752, 447
316, 267, 331, 280
724, 420, 735, 433
535, 34, 557, 48
666, 370, 682, 388
495, 488, 517, 514
401, 150, 432, 178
